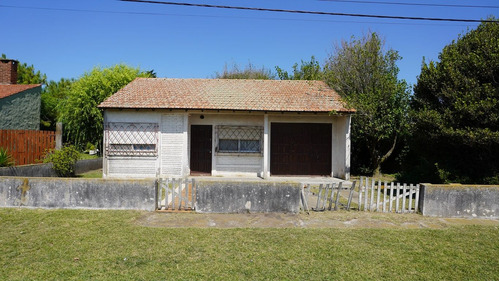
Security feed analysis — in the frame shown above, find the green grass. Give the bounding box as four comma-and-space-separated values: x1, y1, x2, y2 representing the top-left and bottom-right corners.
78, 152, 99, 160
0, 209, 498, 280
77, 169, 103, 178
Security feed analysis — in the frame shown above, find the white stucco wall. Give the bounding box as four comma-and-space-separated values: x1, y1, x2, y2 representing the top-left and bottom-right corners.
103, 110, 161, 178
189, 113, 264, 177
103, 109, 351, 179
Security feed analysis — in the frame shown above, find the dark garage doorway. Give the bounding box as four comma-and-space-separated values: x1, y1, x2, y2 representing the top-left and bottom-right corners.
270, 123, 332, 176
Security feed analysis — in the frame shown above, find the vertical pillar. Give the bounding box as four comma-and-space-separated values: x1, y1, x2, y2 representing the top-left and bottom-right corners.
263, 114, 269, 179
55, 122, 63, 150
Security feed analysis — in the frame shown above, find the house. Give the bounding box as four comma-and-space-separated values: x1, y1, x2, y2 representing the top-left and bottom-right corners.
98, 78, 355, 179
0, 59, 41, 130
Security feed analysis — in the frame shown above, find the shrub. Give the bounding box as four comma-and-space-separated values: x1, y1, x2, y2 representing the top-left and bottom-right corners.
0, 147, 14, 167
43, 145, 80, 177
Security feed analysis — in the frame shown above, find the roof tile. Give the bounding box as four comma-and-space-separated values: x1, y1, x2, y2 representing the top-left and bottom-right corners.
0, 84, 41, 99
98, 78, 355, 113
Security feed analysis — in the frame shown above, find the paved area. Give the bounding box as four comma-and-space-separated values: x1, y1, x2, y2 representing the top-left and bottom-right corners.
135, 211, 498, 229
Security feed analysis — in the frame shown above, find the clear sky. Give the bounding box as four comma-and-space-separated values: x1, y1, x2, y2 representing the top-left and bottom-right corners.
1, 0, 498, 86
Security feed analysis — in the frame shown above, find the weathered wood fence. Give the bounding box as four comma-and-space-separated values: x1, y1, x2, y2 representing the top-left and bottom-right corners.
0, 129, 56, 165
156, 178, 196, 211
358, 177, 420, 213
301, 181, 357, 213
302, 177, 420, 214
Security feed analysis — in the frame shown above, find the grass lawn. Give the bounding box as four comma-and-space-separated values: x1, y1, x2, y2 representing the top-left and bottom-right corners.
0, 209, 498, 280
77, 169, 103, 178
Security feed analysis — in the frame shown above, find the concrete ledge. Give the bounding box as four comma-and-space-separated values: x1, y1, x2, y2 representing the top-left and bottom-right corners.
0, 177, 156, 211
419, 184, 499, 219
195, 180, 301, 213
0, 158, 103, 177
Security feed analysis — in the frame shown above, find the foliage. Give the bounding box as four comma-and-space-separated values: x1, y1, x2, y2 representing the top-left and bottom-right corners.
1, 54, 47, 85
43, 145, 80, 177
275, 56, 324, 80
402, 20, 499, 184
215, 62, 275, 79
0, 147, 14, 167
40, 78, 74, 130
324, 32, 411, 176
59, 64, 155, 149
0, 209, 498, 280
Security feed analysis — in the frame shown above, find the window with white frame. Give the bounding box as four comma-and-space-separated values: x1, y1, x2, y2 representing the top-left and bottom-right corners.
216, 125, 263, 154
105, 122, 159, 156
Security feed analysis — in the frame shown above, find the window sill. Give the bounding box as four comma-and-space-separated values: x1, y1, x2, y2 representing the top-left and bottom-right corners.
215, 152, 263, 157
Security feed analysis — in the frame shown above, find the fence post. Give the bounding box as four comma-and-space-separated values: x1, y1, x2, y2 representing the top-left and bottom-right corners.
347, 181, 356, 211
369, 178, 375, 211
358, 177, 363, 211
402, 183, 407, 213
328, 183, 335, 211
376, 180, 381, 212
389, 182, 394, 212
333, 182, 341, 211
395, 183, 401, 213
408, 184, 414, 213
56, 122, 63, 150
383, 181, 388, 212
364, 177, 369, 211
415, 184, 420, 213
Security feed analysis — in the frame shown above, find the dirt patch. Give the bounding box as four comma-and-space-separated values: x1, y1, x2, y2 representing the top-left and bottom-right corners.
134, 211, 499, 229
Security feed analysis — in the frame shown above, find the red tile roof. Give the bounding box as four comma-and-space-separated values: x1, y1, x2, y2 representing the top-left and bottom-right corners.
0, 84, 41, 99
98, 78, 355, 113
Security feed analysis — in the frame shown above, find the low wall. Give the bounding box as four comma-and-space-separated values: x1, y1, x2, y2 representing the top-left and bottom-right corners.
0, 177, 156, 211
419, 184, 499, 219
0, 158, 102, 177
195, 180, 301, 213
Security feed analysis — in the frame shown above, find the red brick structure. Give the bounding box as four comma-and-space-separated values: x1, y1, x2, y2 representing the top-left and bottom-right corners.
0, 59, 19, 85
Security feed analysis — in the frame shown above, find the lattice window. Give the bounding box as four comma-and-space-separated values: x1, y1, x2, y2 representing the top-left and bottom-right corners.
105, 122, 159, 156
215, 125, 263, 154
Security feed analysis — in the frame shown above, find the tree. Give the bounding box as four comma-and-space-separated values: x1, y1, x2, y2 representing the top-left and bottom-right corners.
215, 62, 275, 79
40, 78, 74, 130
17, 62, 47, 85
406, 20, 498, 184
59, 64, 155, 149
275, 56, 323, 80
1, 54, 47, 85
324, 32, 410, 176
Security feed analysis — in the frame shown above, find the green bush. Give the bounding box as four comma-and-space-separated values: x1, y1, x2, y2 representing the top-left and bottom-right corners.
0, 147, 14, 167
43, 145, 80, 177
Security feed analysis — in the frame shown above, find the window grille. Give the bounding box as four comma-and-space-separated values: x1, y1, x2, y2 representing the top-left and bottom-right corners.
215, 125, 263, 154
105, 122, 159, 156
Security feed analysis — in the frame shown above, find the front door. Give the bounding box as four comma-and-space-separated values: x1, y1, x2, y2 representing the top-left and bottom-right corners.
190, 125, 212, 175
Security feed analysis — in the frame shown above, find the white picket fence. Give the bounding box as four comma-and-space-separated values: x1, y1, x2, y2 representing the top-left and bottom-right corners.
358, 177, 420, 213
156, 178, 196, 211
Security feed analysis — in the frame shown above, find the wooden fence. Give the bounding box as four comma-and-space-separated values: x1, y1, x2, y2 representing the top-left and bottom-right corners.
156, 178, 196, 211
358, 177, 420, 213
0, 130, 56, 166
301, 181, 357, 213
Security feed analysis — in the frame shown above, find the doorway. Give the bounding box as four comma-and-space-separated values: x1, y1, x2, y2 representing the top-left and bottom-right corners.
190, 125, 212, 175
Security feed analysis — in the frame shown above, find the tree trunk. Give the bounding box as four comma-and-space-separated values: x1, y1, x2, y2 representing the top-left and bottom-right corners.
373, 135, 398, 177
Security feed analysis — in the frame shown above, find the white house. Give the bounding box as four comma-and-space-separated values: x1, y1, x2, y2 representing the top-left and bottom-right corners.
98, 78, 355, 179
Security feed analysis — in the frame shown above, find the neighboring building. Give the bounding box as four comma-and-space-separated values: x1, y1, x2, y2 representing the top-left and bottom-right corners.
0, 59, 41, 130
98, 78, 355, 179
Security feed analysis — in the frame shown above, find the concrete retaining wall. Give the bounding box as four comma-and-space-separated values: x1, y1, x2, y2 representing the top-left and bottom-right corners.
195, 180, 301, 213
419, 184, 499, 219
0, 177, 156, 211
0, 158, 102, 177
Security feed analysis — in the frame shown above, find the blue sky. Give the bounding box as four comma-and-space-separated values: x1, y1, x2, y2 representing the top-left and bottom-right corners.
1, 0, 497, 86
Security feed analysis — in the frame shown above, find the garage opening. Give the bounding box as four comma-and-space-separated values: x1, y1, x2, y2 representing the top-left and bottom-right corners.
270, 123, 332, 176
